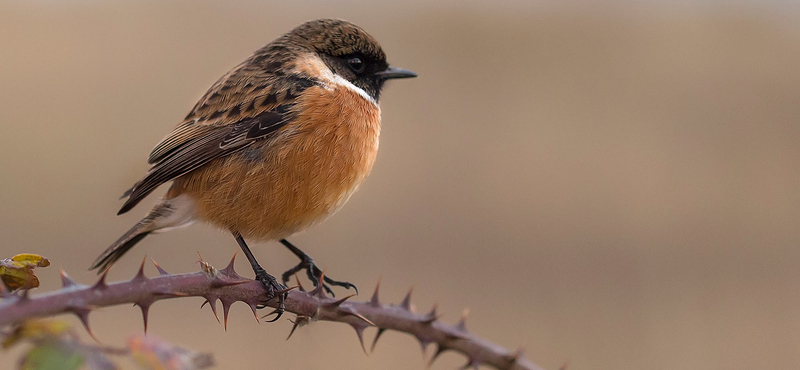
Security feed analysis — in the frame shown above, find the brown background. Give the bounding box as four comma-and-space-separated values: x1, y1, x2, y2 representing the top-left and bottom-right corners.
2, 1, 800, 369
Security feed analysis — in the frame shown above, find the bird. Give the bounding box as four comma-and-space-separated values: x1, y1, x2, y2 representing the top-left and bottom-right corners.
89, 19, 417, 320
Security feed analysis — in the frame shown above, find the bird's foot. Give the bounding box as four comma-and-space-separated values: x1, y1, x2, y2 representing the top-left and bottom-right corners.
253, 266, 287, 322
281, 255, 357, 297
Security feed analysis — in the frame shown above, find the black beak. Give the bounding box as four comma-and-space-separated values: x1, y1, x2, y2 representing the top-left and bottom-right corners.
375, 66, 417, 80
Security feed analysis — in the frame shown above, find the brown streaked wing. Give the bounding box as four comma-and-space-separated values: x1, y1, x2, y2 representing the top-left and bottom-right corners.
148, 60, 280, 165
118, 109, 288, 215
120, 46, 321, 214
147, 120, 198, 165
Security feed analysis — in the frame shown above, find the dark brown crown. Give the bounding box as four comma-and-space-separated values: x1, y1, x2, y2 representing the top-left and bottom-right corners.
285, 19, 387, 63
249, 19, 410, 102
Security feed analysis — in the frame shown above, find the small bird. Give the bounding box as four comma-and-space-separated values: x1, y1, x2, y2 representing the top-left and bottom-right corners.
90, 19, 416, 319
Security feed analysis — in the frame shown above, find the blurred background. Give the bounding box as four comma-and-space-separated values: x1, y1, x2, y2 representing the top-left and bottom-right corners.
2, 1, 800, 369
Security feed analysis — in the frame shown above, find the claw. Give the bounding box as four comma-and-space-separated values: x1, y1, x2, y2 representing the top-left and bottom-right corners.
279, 239, 358, 297
323, 274, 358, 295
253, 268, 287, 323
261, 307, 284, 323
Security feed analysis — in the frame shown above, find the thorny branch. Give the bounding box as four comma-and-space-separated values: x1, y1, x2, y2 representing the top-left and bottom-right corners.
0, 255, 546, 370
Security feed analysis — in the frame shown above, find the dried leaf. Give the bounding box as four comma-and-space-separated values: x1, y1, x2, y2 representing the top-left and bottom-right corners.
128, 335, 214, 370
11, 254, 51, 267
19, 341, 83, 370
0, 254, 50, 291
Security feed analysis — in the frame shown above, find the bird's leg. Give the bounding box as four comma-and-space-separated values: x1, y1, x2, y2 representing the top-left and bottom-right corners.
279, 239, 357, 297
233, 232, 286, 321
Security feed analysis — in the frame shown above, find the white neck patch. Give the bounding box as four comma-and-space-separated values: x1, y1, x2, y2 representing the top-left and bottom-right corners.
331, 74, 378, 107
289, 55, 379, 107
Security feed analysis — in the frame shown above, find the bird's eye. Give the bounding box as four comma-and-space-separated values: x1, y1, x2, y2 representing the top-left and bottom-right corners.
347, 56, 365, 73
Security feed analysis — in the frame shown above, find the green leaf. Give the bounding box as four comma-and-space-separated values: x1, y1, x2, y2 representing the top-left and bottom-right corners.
20, 341, 83, 370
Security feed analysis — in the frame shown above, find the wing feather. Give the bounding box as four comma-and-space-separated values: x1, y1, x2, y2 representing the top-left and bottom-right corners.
147, 58, 316, 164
118, 47, 321, 215
118, 109, 288, 215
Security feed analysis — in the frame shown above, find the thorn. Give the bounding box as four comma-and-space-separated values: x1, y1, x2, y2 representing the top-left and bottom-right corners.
287, 319, 301, 340
248, 301, 259, 324
286, 315, 310, 341
201, 297, 220, 323
418, 338, 431, 362
456, 308, 469, 332
151, 258, 168, 276
323, 294, 356, 308
60, 270, 78, 288
400, 286, 414, 311
339, 305, 374, 326
294, 273, 305, 292
221, 299, 232, 331
225, 251, 237, 270
73, 307, 100, 344
132, 256, 148, 282
134, 302, 151, 333
427, 344, 450, 368
351, 324, 369, 356
92, 268, 109, 291
310, 270, 328, 298
369, 277, 381, 307
370, 328, 387, 353
220, 252, 241, 278
421, 303, 439, 324
504, 347, 525, 363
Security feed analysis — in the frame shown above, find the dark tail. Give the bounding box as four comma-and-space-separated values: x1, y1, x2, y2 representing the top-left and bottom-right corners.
93, 196, 195, 273
90, 226, 152, 273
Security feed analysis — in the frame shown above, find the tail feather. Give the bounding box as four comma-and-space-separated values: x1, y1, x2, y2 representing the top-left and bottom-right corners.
91, 194, 197, 273
90, 228, 152, 272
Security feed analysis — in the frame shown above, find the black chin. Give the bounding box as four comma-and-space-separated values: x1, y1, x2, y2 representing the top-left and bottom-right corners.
354, 77, 384, 102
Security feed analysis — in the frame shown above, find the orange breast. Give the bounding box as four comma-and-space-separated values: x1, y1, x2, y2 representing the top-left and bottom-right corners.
172, 84, 381, 240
